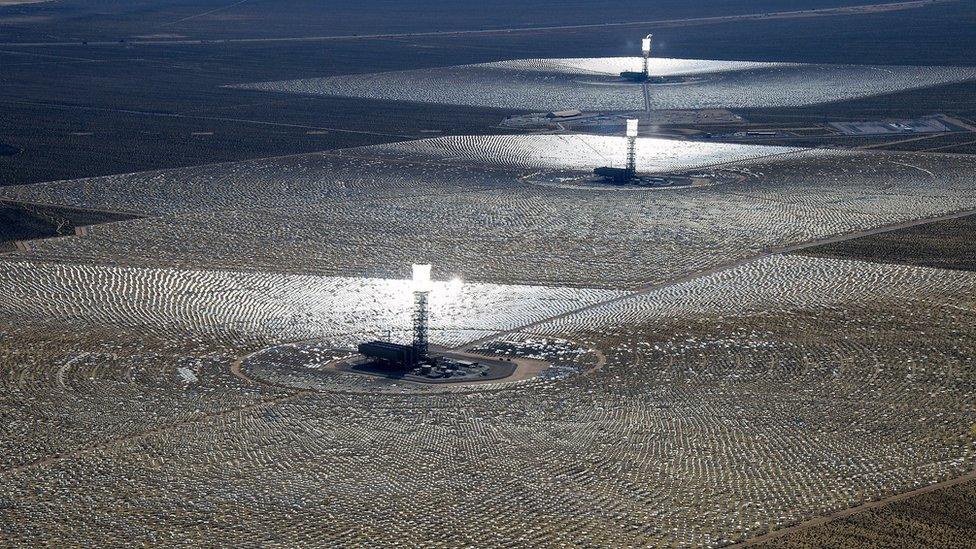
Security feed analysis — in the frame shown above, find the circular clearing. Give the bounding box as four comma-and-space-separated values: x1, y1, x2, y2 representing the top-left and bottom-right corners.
519, 168, 748, 191
235, 341, 556, 395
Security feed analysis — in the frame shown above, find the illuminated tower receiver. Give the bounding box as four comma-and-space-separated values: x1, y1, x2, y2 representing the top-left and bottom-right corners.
411, 264, 431, 358
641, 34, 653, 78
626, 118, 639, 175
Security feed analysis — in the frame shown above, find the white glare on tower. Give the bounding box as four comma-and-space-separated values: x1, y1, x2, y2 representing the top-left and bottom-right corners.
641, 34, 653, 78
626, 118, 639, 175
411, 264, 431, 358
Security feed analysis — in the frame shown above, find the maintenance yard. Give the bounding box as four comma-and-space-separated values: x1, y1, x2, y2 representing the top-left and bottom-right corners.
830, 114, 962, 135
502, 109, 743, 131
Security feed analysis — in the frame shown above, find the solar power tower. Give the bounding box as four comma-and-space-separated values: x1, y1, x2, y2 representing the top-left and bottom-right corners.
641, 34, 653, 78
626, 118, 639, 176
411, 264, 432, 358
620, 33, 654, 83
593, 118, 641, 183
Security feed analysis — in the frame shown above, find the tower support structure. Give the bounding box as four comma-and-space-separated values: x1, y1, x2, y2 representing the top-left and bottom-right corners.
412, 290, 429, 359
626, 136, 637, 175
410, 264, 432, 361
625, 118, 639, 177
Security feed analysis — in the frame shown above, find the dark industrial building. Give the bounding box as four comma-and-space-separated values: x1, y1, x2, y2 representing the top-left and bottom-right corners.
358, 341, 420, 368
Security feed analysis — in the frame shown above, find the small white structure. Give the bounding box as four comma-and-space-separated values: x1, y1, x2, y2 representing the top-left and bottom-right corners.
546, 109, 583, 119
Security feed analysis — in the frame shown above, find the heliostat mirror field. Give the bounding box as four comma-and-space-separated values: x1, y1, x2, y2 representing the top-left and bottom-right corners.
236, 57, 976, 111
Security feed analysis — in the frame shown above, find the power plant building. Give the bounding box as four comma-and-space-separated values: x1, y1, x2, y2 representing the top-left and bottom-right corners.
358, 341, 420, 367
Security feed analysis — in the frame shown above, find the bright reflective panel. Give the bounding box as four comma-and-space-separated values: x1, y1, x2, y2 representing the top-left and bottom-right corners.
626, 119, 639, 138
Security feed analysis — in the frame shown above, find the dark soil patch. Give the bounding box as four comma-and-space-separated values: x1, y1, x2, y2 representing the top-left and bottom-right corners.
796, 213, 976, 272
0, 202, 141, 251
757, 476, 976, 548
